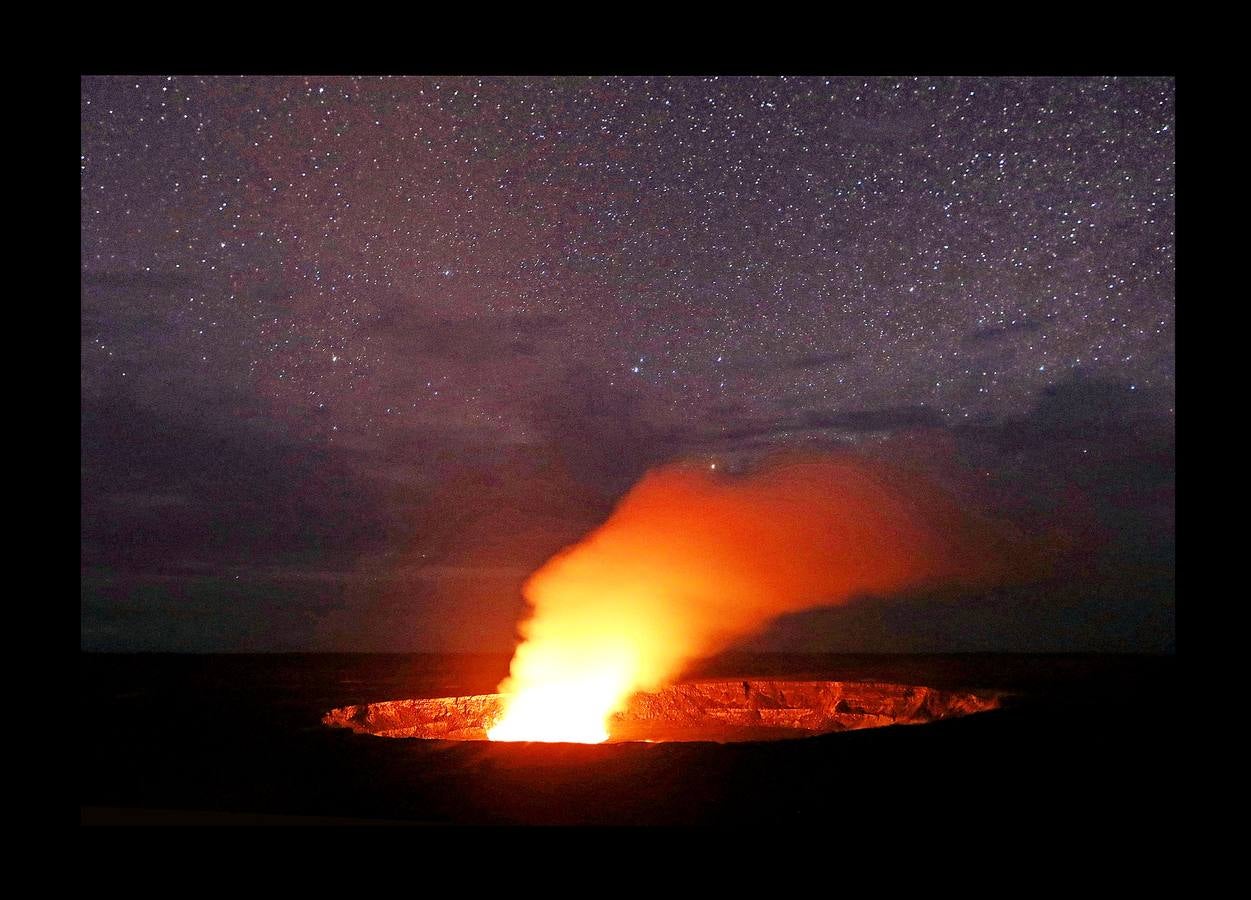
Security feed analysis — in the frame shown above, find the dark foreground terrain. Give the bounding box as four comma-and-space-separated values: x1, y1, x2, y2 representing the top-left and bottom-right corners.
82, 652, 1175, 826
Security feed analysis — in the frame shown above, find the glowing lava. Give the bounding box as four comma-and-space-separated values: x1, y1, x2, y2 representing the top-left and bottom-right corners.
486, 643, 638, 742
485, 683, 613, 743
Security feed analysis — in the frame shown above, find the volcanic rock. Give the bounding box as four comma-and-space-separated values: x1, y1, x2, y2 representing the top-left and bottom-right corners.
323, 679, 1002, 743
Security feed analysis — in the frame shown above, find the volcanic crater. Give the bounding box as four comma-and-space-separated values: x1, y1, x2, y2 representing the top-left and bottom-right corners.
322, 679, 1002, 743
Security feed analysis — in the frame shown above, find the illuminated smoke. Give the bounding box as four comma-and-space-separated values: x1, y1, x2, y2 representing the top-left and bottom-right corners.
488, 453, 1031, 742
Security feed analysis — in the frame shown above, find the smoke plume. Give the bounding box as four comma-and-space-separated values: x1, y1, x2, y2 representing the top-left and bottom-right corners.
491, 452, 1038, 741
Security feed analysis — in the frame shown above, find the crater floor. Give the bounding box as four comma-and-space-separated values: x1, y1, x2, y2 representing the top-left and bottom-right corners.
322, 679, 1002, 743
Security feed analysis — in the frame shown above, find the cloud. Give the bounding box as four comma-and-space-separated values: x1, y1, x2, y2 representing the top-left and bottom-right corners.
81, 362, 1174, 653
717, 405, 945, 442
782, 351, 855, 370
370, 309, 569, 364
966, 318, 1045, 343
719, 349, 854, 375
80, 392, 389, 577
526, 364, 686, 494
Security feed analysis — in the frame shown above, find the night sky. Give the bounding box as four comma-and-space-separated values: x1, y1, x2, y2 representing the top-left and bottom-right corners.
81, 75, 1174, 653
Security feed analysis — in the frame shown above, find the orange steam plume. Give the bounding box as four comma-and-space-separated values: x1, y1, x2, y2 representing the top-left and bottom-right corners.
488, 453, 1034, 742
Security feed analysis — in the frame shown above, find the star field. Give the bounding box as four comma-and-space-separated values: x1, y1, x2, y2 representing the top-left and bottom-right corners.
81, 76, 1174, 448
81, 75, 1175, 652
